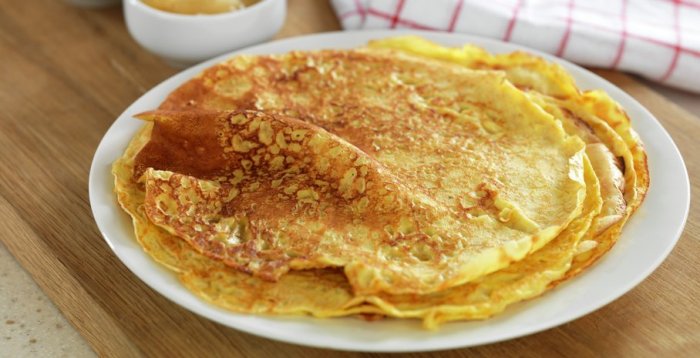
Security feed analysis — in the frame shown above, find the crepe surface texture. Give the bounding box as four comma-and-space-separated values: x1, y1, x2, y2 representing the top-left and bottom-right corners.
113, 36, 648, 328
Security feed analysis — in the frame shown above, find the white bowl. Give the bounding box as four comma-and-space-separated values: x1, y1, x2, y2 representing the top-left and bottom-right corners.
124, 0, 286, 65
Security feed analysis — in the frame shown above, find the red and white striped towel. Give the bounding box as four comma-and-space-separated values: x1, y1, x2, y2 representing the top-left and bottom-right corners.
331, 0, 700, 93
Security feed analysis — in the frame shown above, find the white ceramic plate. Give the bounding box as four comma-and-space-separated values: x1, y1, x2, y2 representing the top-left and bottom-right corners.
89, 30, 689, 352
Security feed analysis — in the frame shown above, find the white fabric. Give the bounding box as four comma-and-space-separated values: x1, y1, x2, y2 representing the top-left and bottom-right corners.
331, 0, 700, 93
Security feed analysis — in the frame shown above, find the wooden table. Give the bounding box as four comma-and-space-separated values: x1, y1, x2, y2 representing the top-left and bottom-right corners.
1, 0, 698, 356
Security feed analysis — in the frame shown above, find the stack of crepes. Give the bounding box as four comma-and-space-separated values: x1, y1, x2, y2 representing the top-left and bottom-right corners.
113, 36, 648, 329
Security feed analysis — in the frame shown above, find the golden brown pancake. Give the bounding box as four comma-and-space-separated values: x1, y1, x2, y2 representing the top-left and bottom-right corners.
112, 36, 648, 327
139, 49, 588, 296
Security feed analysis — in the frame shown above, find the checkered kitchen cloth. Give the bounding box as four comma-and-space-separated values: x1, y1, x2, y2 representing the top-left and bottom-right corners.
331, 0, 700, 93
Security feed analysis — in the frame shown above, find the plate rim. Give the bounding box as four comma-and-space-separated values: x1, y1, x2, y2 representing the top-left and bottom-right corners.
89, 29, 690, 352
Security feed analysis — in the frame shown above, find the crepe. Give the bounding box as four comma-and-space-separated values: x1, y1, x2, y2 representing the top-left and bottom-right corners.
112, 36, 648, 328
136, 49, 586, 296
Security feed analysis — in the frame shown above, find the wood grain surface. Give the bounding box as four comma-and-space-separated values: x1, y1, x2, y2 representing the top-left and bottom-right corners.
1, 0, 698, 356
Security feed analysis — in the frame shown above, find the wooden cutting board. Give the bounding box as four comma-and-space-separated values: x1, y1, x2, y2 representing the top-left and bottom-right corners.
1, 0, 699, 356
